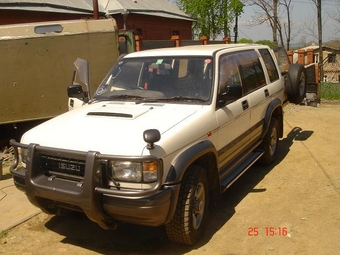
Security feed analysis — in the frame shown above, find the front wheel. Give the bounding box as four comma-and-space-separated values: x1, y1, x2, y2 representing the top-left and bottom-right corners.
165, 165, 209, 245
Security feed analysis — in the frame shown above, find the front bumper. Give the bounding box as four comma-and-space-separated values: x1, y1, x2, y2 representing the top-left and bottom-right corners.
10, 140, 178, 228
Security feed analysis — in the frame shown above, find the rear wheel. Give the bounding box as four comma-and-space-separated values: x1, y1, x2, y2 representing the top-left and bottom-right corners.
287, 63, 306, 104
165, 165, 209, 245
259, 118, 279, 165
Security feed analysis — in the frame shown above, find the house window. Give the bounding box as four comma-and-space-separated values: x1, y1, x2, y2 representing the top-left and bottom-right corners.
328, 53, 336, 63
313, 54, 319, 63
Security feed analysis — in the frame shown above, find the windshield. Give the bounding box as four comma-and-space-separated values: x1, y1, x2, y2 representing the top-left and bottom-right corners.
93, 56, 213, 104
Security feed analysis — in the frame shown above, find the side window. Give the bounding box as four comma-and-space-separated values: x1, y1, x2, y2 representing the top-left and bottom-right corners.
259, 49, 279, 82
238, 50, 266, 94
218, 54, 241, 93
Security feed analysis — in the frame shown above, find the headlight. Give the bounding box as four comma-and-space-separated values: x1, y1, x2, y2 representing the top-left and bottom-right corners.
20, 148, 28, 164
109, 161, 158, 183
110, 161, 142, 182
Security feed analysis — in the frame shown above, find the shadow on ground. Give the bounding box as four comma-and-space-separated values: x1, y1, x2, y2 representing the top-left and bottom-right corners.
43, 126, 313, 254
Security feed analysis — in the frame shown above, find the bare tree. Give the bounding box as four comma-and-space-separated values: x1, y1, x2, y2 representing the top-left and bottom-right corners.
302, 12, 318, 41
329, 6, 340, 34
246, 0, 296, 50
316, 0, 323, 82
247, 0, 279, 47
302, 3, 328, 42
280, 0, 294, 50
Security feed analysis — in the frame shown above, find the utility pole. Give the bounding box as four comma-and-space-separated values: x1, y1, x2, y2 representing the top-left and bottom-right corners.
273, 0, 278, 47
317, 0, 323, 82
93, 0, 99, 19
233, 1, 244, 44
234, 15, 238, 43
223, 0, 230, 39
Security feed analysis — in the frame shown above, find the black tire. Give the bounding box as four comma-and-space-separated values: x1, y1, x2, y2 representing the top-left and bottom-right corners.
165, 165, 209, 245
287, 63, 306, 104
259, 118, 279, 165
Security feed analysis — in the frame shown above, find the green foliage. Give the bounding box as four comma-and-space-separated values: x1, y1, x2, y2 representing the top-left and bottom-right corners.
255, 40, 276, 48
238, 38, 253, 44
0, 230, 8, 239
237, 38, 275, 48
320, 82, 340, 100
177, 0, 244, 39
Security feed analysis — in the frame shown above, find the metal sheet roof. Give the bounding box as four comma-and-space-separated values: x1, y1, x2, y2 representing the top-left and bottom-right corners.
102, 0, 194, 21
0, 0, 194, 21
0, 0, 95, 14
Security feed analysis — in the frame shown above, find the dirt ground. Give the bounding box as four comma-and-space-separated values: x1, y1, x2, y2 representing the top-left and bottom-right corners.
1, 102, 340, 255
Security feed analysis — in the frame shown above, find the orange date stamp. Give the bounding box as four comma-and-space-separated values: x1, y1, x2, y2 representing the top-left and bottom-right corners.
248, 227, 288, 237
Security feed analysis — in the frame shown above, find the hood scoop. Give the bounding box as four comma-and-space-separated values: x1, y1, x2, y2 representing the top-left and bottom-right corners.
87, 112, 132, 118
86, 104, 152, 119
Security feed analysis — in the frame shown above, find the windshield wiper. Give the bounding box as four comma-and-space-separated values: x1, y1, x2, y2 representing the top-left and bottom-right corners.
141, 96, 208, 103
96, 95, 207, 104
156, 96, 207, 102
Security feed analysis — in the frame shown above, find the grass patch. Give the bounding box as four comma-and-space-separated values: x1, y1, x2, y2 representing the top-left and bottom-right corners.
0, 230, 8, 239
320, 82, 340, 100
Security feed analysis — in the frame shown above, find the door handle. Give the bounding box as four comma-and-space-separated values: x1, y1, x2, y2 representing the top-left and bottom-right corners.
242, 100, 249, 110
264, 89, 269, 97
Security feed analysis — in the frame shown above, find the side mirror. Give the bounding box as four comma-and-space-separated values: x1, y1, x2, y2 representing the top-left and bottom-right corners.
67, 84, 87, 101
74, 58, 89, 85
143, 129, 161, 150
71, 58, 91, 100
218, 84, 243, 107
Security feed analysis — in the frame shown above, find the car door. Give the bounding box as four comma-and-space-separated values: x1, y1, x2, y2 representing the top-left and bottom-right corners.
215, 53, 251, 170
248, 48, 282, 141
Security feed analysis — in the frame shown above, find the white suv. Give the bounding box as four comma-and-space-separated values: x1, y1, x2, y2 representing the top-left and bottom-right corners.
10, 44, 305, 245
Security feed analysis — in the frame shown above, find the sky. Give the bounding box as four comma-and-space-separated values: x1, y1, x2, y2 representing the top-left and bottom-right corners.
169, 0, 340, 46
237, 0, 340, 46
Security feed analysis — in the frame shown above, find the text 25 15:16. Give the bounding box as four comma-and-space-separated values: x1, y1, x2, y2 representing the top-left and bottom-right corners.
248, 227, 288, 236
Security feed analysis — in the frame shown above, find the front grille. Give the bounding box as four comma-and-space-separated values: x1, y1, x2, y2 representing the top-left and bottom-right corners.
40, 154, 86, 180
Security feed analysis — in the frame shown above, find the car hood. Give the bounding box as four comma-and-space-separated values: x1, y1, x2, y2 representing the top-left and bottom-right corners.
21, 101, 202, 155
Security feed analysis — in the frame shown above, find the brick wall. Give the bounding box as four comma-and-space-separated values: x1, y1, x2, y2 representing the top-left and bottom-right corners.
117, 13, 192, 40
0, 10, 89, 24
0, 10, 192, 40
